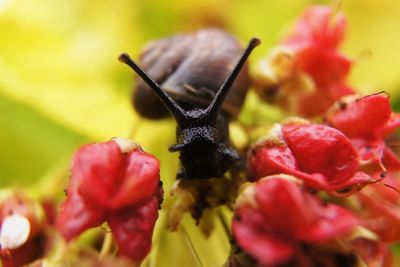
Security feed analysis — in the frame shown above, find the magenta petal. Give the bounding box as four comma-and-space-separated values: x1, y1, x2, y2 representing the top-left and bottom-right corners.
73, 142, 123, 207
283, 124, 360, 182
110, 150, 160, 209
325, 172, 375, 193
328, 93, 392, 138
255, 178, 316, 231
232, 207, 294, 266
298, 204, 358, 242
383, 148, 400, 171
378, 114, 400, 137
284, 6, 346, 50
108, 195, 160, 262
249, 141, 327, 188
56, 190, 105, 241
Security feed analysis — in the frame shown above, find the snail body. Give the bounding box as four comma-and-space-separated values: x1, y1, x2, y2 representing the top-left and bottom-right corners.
133, 29, 251, 119
120, 30, 260, 180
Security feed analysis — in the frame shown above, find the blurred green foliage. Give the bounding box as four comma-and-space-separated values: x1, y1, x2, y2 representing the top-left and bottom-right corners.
1, 0, 400, 265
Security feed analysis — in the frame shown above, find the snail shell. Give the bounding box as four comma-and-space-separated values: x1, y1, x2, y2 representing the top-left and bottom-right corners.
132, 28, 251, 119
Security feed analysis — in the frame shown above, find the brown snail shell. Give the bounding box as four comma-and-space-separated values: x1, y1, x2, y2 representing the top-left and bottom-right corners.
132, 28, 251, 119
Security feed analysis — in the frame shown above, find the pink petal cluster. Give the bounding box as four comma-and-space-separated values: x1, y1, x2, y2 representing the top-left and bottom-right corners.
56, 139, 162, 262
249, 121, 374, 193
325, 93, 400, 246
326, 92, 400, 172
284, 6, 354, 116
253, 6, 354, 117
232, 177, 358, 266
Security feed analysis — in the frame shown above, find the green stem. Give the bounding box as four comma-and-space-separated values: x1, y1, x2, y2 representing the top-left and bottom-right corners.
99, 231, 113, 260
181, 227, 204, 267
218, 209, 231, 239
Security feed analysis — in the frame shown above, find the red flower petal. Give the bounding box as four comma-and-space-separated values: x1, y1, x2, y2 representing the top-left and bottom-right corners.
255, 178, 358, 241
351, 238, 393, 267
378, 113, 400, 137
299, 204, 358, 242
325, 171, 375, 194
71, 141, 160, 210
108, 194, 160, 262
56, 185, 104, 241
249, 128, 327, 188
109, 150, 160, 209
232, 207, 295, 266
298, 91, 334, 118
284, 6, 346, 50
351, 137, 386, 165
233, 178, 358, 266
249, 145, 299, 178
282, 124, 360, 184
249, 123, 371, 191
255, 177, 316, 232
328, 93, 392, 138
296, 48, 351, 88
56, 139, 161, 247
383, 147, 400, 171
357, 174, 400, 243
73, 142, 123, 208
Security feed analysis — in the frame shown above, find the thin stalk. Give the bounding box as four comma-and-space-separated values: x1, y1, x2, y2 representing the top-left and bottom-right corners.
99, 231, 113, 260
218, 209, 232, 241
181, 227, 204, 267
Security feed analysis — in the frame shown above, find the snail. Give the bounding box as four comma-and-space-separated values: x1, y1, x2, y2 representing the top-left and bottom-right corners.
120, 32, 260, 179
132, 28, 251, 120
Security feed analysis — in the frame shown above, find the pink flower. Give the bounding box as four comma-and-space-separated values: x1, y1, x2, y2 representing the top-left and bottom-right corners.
351, 237, 393, 267
326, 93, 400, 172
284, 6, 353, 117
248, 120, 374, 193
284, 6, 346, 50
232, 176, 358, 266
56, 138, 162, 262
356, 173, 400, 243
253, 6, 353, 117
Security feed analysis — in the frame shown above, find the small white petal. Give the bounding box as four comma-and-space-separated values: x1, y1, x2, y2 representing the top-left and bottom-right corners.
111, 137, 139, 153
0, 214, 31, 249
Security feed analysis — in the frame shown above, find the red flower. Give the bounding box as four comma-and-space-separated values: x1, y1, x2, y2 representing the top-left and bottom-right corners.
249, 120, 375, 193
356, 173, 400, 243
56, 138, 162, 262
232, 176, 358, 266
0, 193, 45, 267
326, 93, 400, 172
286, 6, 354, 117
350, 237, 393, 267
284, 5, 346, 50
253, 6, 353, 117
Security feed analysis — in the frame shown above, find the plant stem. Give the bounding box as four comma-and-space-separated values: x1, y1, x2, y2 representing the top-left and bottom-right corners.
99, 231, 113, 260
218, 208, 231, 239
182, 227, 204, 267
